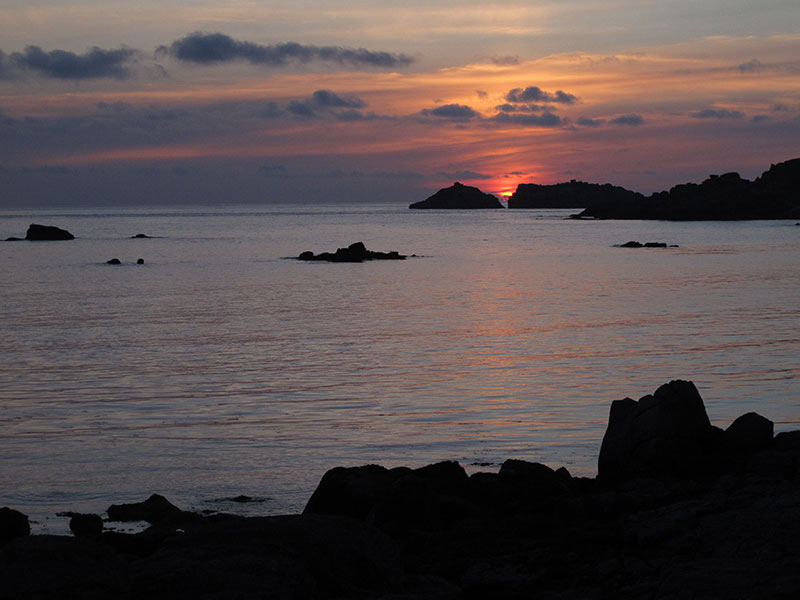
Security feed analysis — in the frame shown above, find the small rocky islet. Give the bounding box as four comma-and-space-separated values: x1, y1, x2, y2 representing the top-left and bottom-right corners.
2, 379, 798, 599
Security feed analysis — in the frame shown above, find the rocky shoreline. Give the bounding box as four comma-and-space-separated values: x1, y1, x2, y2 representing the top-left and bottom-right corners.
2, 380, 798, 599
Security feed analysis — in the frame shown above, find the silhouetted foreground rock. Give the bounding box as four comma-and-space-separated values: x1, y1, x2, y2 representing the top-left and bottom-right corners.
24, 223, 75, 240
509, 180, 644, 208
2, 380, 799, 599
410, 181, 504, 209
575, 157, 800, 220
298, 241, 406, 262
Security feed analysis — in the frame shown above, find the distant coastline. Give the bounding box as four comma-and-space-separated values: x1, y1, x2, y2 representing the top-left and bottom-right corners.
412, 157, 800, 220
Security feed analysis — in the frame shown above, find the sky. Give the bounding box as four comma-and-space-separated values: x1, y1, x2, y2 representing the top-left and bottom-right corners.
1, 0, 799, 206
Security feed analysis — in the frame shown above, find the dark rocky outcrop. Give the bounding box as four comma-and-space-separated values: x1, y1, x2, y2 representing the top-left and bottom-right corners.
508, 180, 644, 208
2, 381, 799, 599
24, 223, 75, 240
136, 258, 144, 264
131, 233, 150, 238
69, 513, 104, 539
298, 241, 406, 262
409, 181, 504, 209
0, 507, 30, 545
107, 494, 184, 524
615, 241, 674, 248
575, 157, 800, 220
107, 258, 122, 265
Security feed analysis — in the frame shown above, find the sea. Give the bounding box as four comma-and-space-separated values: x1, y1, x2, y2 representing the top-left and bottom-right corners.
1, 204, 798, 534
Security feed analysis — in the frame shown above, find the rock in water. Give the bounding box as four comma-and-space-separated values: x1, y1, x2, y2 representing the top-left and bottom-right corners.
409, 182, 504, 209
25, 223, 74, 240
107, 258, 122, 265
598, 380, 719, 480
107, 494, 183, 523
69, 513, 103, 538
0, 507, 30, 544
298, 241, 406, 262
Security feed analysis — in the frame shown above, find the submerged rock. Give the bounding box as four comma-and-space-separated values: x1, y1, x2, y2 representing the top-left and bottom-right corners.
409, 182, 504, 209
25, 223, 74, 240
298, 241, 406, 262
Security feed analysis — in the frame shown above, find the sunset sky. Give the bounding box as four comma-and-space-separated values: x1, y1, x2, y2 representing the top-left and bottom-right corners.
1, 0, 799, 206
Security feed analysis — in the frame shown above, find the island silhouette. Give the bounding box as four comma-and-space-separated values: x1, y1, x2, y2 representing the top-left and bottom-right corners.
412, 157, 800, 219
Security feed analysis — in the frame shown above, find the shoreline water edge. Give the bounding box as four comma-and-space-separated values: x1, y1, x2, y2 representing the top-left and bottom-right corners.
2, 380, 798, 599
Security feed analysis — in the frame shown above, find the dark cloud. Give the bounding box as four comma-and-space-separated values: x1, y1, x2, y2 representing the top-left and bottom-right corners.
10, 45, 138, 79
576, 116, 604, 127
505, 86, 577, 105
609, 114, 644, 126
259, 102, 283, 119
437, 170, 492, 180
312, 89, 366, 109
287, 100, 315, 118
423, 104, 478, 120
286, 90, 369, 119
738, 59, 766, 74
0, 51, 13, 80
496, 103, 549, 113
492, 112, 562, 127
160, 32, 413, 69
690, 109, 745, 119
751, 115, 770, 123
476, 90, 488, 99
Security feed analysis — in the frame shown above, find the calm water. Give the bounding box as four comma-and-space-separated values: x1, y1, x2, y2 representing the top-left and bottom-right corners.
1, 205, 798, 532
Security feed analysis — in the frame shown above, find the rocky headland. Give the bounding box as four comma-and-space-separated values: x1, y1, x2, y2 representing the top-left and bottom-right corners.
2, 380, 799, 599
409, 182, 504, 209
508, 180, 644, 209
573, 158, 800, 220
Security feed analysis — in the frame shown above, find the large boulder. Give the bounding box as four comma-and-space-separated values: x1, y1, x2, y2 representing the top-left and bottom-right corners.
0, 507, 30, 544
25, 223, 74, 240
410, 182, 504, 209
598, 380, 719, 480
724, 412, 774, 452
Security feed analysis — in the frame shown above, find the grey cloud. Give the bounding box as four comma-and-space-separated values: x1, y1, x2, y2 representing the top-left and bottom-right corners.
0, 51, 13, 79
423, 104, 478, 120
505, 86, 577, 105
576, 116, 604, 127
738, 59, 766, 74
476, 90, 488, 99
259, 102, 284, 119
609, 114, 644, 126
751, 115, 770, 123
160, 32, 413, 69
690, 109, 745, 119
287, 100, 315, 118
492, 112, 562, 127
312, 90, 366, 109
10, 45, 138, 79
496, 103, 549, 113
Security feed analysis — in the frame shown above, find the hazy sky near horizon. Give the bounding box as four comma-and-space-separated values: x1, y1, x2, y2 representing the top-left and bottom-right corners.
1, 1, 799, 206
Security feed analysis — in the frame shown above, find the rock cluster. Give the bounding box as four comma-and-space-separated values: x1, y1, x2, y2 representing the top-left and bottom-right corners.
2, 380, 798, 599
409, 181, 504, 209
298, 241, 406, 262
